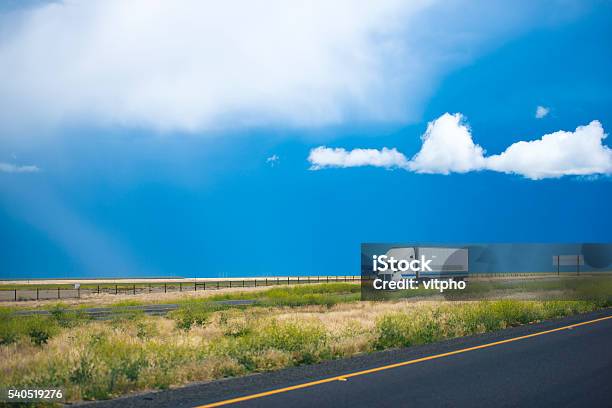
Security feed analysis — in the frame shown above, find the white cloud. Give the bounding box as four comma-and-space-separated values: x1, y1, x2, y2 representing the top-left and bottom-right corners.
535, 105, 550, 119
308, 146, 409, 170
0, 162, 40, 173
486, 121, 612, 179
409, 113, 486, 174
0, 0, 429, 132
266, 154, 279, 167
0, 0, 557, 134
308, 114, 612, 180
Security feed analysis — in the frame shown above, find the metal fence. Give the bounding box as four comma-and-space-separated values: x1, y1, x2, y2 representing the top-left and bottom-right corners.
0, 276, 361, 302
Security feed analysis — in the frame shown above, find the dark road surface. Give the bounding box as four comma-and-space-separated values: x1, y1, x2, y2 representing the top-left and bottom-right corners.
13, 300, 255, 319
84, 308, 612, 408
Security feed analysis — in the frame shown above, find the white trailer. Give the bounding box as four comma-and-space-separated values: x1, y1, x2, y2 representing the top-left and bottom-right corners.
377, 247, 469, 281
415, 247, 469, 279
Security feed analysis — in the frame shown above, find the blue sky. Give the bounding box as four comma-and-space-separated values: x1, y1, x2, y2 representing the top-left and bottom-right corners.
0, 1, 611, 279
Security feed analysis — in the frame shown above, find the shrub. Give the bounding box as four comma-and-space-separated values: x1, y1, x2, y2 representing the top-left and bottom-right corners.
26, 316, 58, 346
170, 307, 210, 330
29, 328, 51, 346
50, 306, 89, 328
218, 310, 252, 337
0, 318, 21, 345
136, 321, 158, 339
70, 354, 96, 386
109, 310, 144, 324
374, 313, 413, 349
0, 315, 58, 346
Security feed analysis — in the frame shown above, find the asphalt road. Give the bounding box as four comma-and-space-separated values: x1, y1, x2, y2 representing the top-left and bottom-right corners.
12, 300, 255, 319
84, 308, 612, 408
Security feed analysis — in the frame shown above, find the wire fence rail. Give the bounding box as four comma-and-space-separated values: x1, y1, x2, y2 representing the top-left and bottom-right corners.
0, 276, 361, 302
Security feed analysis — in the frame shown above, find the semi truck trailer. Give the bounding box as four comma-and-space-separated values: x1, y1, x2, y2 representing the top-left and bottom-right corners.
377, 246, 469, 281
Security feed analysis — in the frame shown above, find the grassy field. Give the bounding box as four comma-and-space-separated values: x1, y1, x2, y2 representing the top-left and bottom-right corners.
0, 282, 610, 403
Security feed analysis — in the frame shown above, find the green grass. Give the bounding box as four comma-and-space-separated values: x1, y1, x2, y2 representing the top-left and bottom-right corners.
109, 300, 145, 308
373, 300, 602, 349
0, 314, 60, 346
203, 282, 360, 307
164, 283, 360, 331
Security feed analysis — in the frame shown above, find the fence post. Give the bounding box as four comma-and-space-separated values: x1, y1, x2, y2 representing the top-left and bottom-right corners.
242, 280, 245, 287
255, 279, 257, 287
203, 281, 206, 290
115, 285, 118, 295
287, 276, 290, 285
133, 284, 136, 295
265, 278, 268, 286
57, 287, 60, 299
97, 285, 100, 294
15, 289, 17, 301
180, 283, 182, 292
164, 283, 167, 293
77, 287, 80, 298
229, 281, 232, 288
217, 281, 220, 289
37, 288, 39, 300
195, 281, 197, 291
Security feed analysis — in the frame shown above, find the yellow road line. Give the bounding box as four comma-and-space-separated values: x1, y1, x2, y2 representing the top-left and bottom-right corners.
196, 314, 612, 408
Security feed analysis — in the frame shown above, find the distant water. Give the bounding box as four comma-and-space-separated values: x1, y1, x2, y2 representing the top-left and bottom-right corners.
0, 271, 346, 280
